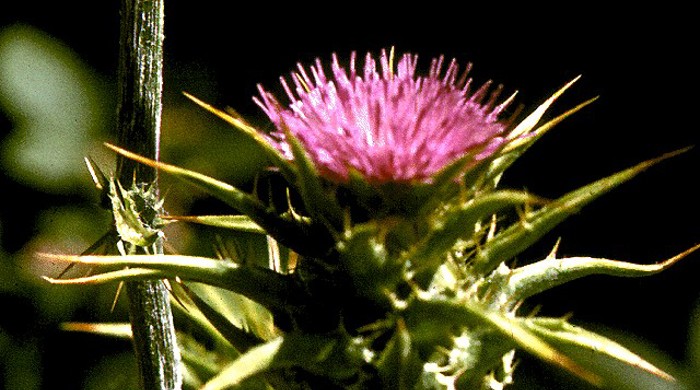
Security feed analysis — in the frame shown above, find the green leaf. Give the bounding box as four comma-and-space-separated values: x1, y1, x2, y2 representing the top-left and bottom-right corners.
109, 179, 163, 247
470, 149, 689, 275
170, 287, 240, 359
688, 301, 700, 388
408, 190, 543, 283
486, 97, 598, 185
105, 143, 265, 216
285, 130, 344, 230
105, 143, 334, 256
403, 151, 477, 216
404, 297, 602, 386
183, 92, 296, 182
507, 244, 700, 301
176, 282, 267, 352
45, 267, 165, 284
188, 281, 277, 341
202, 333, 360, 390
178, 332, 225, 387
463, 80, 592, 194
201, 337, 283, 390
506, 76, 581, 141
164, 214, 266, 234
337, 223, 400, 304
376, 319, 422, 390
454, 336, 516, 390
520, 318, 681, 390
41, 253, 297, 314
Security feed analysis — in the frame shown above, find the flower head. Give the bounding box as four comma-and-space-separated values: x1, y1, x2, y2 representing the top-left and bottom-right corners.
254, 49, 514, 184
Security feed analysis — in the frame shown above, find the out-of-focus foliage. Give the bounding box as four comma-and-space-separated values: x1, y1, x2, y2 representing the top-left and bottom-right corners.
0, 25, 121, 390
685, 301, 700, 389
0, 24, 109, 192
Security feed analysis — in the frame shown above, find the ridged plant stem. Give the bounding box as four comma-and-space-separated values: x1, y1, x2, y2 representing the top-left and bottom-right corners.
116, 1, 182, 389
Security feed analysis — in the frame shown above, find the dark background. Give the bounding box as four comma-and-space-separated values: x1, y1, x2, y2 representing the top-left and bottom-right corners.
1, 2, 698, 389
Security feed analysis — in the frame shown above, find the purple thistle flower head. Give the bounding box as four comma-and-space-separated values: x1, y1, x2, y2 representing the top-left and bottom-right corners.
254, 49, 514, 185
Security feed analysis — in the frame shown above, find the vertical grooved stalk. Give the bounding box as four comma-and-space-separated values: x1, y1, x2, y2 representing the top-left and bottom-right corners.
116, 1, 181, 389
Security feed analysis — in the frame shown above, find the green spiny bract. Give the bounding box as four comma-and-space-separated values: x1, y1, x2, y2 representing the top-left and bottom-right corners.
45, 57, 696, 389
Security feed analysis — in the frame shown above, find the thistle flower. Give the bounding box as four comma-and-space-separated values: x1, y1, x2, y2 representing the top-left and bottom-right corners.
47, 46, 696, 390
255, 49, 514, 184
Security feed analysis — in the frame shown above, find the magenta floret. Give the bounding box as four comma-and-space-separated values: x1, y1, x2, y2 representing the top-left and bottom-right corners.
255, 49, 513, 184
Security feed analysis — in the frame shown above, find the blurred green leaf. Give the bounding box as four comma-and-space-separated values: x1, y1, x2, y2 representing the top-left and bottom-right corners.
201, 336, 282, 390
376, 320, 422, 390
82, 352, 140, 390
178, 332, 228, 389
0, 333, 42, 390
687, 300, 700, 387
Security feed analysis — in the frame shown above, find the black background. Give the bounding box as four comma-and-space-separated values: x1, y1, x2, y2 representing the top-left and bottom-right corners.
2, 2, 698, 389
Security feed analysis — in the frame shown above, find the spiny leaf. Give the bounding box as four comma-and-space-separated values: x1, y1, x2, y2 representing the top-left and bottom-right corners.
40, 253, 296, 314
104, 143, 334, 256
177, 282, 264, 352
405, 297, 602, 386
454, 336, 517, 389
177, 333, 228, 387
408, 190, 544, 282
412, 150, 482, 215
45, 267, 164, 285
185, 281, 278, 342
285, 130, 344, 230
337, 223, 400, 304
202, 333, 357, 390
183, 92, 296, 182
464, 97, 597, 196
520, 318, 680, 389
168, 286, 241, 359
507, 76, 581, 140
163, 214, 266, 234
376, 319, 422, 390
470, 148, 690, 275
105, 143, 266, 217
201, 337, 283, 390
490, 97, 598, 179
109, 179, 162, 247
464, 79, 590, 193
508, 243, 700, 301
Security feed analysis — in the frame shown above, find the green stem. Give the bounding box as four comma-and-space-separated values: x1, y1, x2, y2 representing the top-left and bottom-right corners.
116, 0, 181, 388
